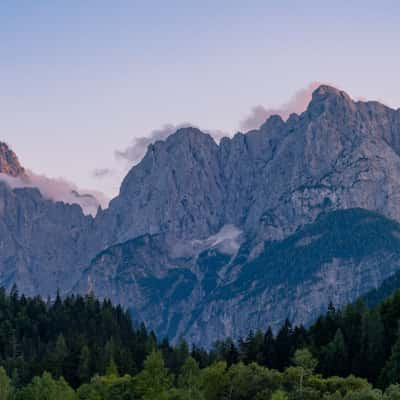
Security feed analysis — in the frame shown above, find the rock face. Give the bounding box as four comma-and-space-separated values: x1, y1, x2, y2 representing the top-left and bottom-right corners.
0, 142, 97, 297
184, 209, 400, 346
2, 85, 400, 346
0, 142, 26, 177
95, 128, 225, 246
0, 183, 96, 297
97, 86, 400, 246
81, 209, 400, 347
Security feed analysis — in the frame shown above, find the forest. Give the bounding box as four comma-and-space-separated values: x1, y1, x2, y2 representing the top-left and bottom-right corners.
2, 286, 400, 399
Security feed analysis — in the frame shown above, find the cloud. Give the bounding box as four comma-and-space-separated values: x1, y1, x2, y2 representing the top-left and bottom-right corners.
205, 129, 228, 143
111, 83, 331, 177
115, 123, 192, 164
115, 123, 228, 165
240, 82, 323, 131
92, 168, 115, 179
170, 224, 243, 258
0, 171, 109, 216
205, 224, 243, 255
191, 224, 243, 256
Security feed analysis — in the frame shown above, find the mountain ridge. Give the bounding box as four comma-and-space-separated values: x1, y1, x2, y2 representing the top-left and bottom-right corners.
0, 141, 26, 178
2, 85, 400, 346
95, 84, 400, 246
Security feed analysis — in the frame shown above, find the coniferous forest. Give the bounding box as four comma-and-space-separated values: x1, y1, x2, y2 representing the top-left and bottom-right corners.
3, 287, 400, 399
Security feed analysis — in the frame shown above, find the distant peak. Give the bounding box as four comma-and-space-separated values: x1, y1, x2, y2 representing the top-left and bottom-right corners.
173, 126, 205, 137
164, 126, 217, 148
314, 84, 341, 95
260, 114, 285, 131
0, 142, 26, 177
311, 85, 352, 103
307, 85, 355, 116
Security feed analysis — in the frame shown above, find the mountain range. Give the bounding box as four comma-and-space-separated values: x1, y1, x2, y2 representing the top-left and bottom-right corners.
2, 85, 400, 347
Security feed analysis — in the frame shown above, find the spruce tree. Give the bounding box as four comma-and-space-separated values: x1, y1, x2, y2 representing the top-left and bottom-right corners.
379, 335, 400, 388
0, 367, 13, 400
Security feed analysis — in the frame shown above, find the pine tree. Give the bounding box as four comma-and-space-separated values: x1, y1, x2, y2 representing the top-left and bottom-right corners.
104, 338, 116, 375
135, 350, 172, 400
0, 367, 12, 400
355, 309, 385, 383
379, 334, 400, 388
226, 341, 239, 367
106, 358, 119, 377
321, 328, 348, 377
275, 319, 293, 370
177, 356, 202, 399
263, 327, 276, 368
52, 334, 69, 378
77, 345, 91, 383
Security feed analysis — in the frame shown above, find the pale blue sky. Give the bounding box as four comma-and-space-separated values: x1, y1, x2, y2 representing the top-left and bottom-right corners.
1, 1, 399, 196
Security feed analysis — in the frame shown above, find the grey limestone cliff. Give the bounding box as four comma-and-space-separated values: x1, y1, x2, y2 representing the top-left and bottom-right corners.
2, 85, 400, 346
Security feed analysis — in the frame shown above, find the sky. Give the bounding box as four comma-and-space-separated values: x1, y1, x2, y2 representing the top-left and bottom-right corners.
1, 0, 399, 198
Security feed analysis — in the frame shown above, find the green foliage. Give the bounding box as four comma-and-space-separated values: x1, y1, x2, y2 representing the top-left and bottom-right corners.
292, 348, 318, 393
293, 348, 317, 372
76, 374, 135, 400
220, 208, 400, 298
379, 335, 400, 388
135, 350, 172, 400
0, 366, 13, 400
0, 288, 154, 388
5, 328, 400, 400
6, 284, 400, 399
384, 384, 400, 400
271, 390, 288, 400
15, 372, 76, 400
199, 361, 229, 400
78, 345, 91, 383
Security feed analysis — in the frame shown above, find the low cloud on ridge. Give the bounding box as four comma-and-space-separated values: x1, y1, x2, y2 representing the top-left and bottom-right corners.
96, 82, 339, 195
115, 123, 228, 165
0, 171, 109, 216
115, 83, 326, 168
240, 82, 323, 131
115, 123, 192, 164
92, 168, 115, 179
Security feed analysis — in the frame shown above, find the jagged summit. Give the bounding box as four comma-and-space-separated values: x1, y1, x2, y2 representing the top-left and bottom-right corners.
307, 84, 356, 114
312, 84, 347, 99
161, 126, 218, 149
2, 85, 400, 346
259, 114, 285, 131
0, 142, 26, 177
101, 85, 400, 248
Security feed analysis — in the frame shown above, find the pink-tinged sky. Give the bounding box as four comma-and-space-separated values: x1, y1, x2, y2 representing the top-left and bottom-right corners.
0, 0, 399, 197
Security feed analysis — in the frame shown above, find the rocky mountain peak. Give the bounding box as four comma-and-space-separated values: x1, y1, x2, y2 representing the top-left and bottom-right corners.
307, 85, 356, 117
312, 84, 344, 98
3, 85, 400, 347
151, 127, 218, 160
0, 142, 26, 177
259, 114, 285, 131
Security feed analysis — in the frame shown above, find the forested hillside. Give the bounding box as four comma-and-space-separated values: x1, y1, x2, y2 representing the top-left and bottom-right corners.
2, 288, 400, 398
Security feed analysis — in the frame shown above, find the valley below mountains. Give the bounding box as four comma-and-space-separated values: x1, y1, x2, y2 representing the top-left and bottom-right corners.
2, 85, 400, 347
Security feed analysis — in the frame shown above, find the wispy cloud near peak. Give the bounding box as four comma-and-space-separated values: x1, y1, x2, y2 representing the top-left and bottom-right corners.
0, 171, 109, 216
115, 123, 228, 165
240, 82, 324, 131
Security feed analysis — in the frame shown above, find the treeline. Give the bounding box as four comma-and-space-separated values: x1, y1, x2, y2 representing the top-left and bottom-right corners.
3, 287, 400, 398
2, 349, 400, 400
0, 286, 154, 388
222, 294, 400, 388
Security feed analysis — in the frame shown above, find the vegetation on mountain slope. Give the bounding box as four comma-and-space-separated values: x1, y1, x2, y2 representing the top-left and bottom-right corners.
3, 286, 400, 398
